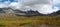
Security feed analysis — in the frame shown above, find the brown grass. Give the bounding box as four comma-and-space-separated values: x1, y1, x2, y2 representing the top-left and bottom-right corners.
0, 15, 60, 27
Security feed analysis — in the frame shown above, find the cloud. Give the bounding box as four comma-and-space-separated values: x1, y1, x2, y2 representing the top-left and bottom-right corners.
9, 2, 22, 10
21, 0, 59, 14
0, 0, 59, 14
9, 0, 50, 11
30, 4, 59, 14
23, 0, 50, 6
0, 1, 10, 8
53, 0, 60, 4
17, 0, 51, 11
53, 0, 60, 9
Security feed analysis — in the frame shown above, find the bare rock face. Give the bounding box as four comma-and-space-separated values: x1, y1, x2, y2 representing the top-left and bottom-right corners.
26, 10, 41, 15
14, 10, 26, 15
0, 8, 15, 16
14, 10, 44, 16
0, 8, 5, 13
0, 8, 14, 14
0, 8, 42, 16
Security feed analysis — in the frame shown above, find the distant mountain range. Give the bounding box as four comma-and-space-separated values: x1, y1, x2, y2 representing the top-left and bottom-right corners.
14, 10, 45, 16
48, 10, 60, 16
0, 8, 60, 16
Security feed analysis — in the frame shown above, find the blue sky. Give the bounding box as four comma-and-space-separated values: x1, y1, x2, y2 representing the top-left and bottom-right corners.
0, 0, 59, 14
55, 4, 60, 9
0, 0, 15, 2
53, 0, 60, 9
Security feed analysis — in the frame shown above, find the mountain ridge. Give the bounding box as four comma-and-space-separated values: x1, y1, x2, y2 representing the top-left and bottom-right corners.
0, 8, 60, 16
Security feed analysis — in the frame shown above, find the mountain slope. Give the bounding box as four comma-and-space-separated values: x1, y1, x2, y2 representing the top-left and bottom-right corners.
49, 10, 60, 16
1, 8, 60, 16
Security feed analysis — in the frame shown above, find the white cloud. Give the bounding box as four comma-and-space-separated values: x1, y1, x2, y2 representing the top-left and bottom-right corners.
0, 0, 59, 14
21, 0, 59, 14
30, 4, 59, 14
9, 2, 21, 10
0, 1, 10, 8
53, 0, 60, 4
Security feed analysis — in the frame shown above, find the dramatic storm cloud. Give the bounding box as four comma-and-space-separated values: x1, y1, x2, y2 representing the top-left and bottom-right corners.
0, 0, 59, 14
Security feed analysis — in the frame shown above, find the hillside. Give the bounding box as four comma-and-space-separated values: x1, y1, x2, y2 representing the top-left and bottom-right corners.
0, 8, 60, 27
0, 8, 46, 16
1, 8, 60, 16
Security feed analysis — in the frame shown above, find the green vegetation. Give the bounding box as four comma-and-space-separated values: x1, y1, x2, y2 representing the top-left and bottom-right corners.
0, 24, 5, 27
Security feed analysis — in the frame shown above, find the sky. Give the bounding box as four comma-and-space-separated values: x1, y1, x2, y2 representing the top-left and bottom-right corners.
0, 0, 60, 14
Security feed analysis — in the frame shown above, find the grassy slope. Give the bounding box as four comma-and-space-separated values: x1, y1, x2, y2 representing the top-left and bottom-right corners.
0, 15, 60, 27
